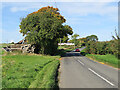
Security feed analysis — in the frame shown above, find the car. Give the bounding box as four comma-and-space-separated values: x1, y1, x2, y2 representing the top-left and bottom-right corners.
75, 48, 80, 52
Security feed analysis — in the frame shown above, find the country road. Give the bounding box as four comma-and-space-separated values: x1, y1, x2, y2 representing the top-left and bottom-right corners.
59, 52, 119, 88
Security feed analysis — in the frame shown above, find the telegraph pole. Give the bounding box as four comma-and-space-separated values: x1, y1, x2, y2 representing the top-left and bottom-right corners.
74, 39, 75, 49
60, 38, 61, 49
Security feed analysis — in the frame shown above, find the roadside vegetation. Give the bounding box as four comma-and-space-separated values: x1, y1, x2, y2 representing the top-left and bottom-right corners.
2, 51, 60, 88
86, 54, 119, 68
80, 48, 120, 68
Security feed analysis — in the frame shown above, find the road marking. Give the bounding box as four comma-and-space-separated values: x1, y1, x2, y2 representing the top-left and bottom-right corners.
77, 60, 84, 65
88, 68, 115, 86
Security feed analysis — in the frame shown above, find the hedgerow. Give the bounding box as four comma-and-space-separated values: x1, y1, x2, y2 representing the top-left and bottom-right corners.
85, 40, 119, 59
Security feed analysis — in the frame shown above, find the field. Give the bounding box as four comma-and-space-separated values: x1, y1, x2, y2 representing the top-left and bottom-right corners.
2, 51, 60, 88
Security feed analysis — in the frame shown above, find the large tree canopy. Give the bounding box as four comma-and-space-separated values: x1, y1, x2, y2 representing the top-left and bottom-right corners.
19, 6, 73, 55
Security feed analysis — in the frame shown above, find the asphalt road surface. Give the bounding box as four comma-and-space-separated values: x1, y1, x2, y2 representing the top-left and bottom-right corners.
59, 52, 119, 88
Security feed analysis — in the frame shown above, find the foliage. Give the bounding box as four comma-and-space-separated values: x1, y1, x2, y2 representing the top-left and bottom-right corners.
85, 40, 119, 58
58, 36, 69, 43
69, 35, 98, 47
112, 29, 120, 40
112, 29, 119, 59
84, 30, 119, 59
78, 37, 87, 46
86, 35, 98, 42
2, 53, 60, 88
19, 6, 73, 55
70, 34, 79, 46
80, 48, 87, 56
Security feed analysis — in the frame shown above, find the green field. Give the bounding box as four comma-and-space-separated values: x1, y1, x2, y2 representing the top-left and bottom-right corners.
2, 52, 60, 88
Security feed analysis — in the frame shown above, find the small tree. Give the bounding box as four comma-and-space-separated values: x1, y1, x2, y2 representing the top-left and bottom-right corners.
112, 29, 119, 58
58, 36, 69, 43
71, 34, 79, 46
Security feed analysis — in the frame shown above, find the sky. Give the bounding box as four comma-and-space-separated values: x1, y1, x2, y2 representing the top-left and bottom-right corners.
0, 0, 119, 43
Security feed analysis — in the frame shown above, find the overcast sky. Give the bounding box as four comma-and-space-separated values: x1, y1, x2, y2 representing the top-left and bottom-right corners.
0, 0, 119, 43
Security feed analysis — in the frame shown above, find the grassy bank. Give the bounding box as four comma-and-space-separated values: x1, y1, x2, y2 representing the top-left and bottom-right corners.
29, 60, 59, 88
86, 54, 119, 68
2, 52, 60, 88
80, 49, 119, 68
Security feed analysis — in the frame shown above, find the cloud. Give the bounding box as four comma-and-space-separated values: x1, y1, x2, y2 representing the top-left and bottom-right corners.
8, 2, 118, 17
59, 2, 117, 16
10, 7, 27, 12
58, 2, 118, 22
9, 3, 53, 12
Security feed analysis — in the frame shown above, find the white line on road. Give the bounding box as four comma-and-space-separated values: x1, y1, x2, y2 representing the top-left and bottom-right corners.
88, 68, 115, 86
77, 60, 84, 65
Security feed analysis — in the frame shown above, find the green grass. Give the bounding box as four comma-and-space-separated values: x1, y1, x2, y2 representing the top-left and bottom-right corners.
58, 46, 65, 49
0, 49, 6, 55
86, 54, 120, 68
80, 48, 120, 68
58, 45, 74, 50
29, 60, 59, 88
80, 48, 86, 56
2, 53, 60, 88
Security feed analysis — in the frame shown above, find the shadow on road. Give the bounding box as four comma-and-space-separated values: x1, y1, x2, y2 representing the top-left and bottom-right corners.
65, 52, 84, 57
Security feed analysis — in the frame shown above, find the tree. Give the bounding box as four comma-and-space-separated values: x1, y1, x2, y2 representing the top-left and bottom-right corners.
78, 37, 87, 46
86, 35, 98, 42
58, 36, 69, 43
71, 34, 79, 46
112, 29, 120, 58
112, 29, 120, 40
19, 6, 73, 55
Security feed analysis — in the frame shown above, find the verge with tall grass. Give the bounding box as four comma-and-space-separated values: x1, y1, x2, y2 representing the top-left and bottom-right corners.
2, 52, 60, 88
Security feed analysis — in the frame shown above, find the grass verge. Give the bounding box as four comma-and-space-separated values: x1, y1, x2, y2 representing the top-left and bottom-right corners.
86, 54, 120, 68
2, 52, 60, 88
80, 48, 120, 68
29, 60, 59, 88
